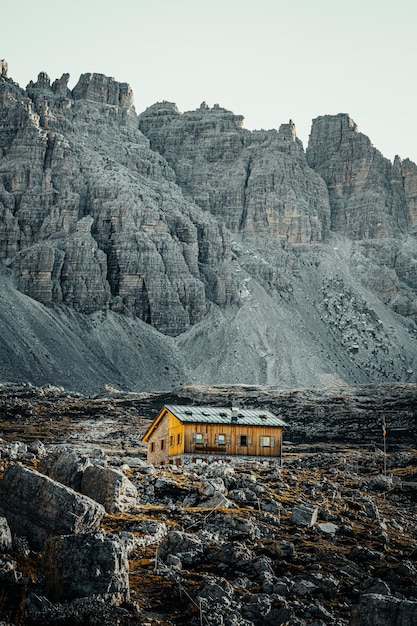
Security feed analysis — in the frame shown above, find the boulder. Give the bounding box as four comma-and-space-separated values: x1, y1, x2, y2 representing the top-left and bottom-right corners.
350, 546, 384, 563
197, 576, 234, 604
275, 540, 295, 558
198, 477, 227, 498
0, 558, 20, 583
0, 465, 105, 550
0, 517, 12, 552
350, 593, 417, 626
369, 474, 394, 491
80, 465, 137, 513
360, 577, 391, 596
291, 504, 318, 527
153, 477, 191, 500
317, 522, 339, 536
209, 542, 255, 568
197, 492, 234, 509
228, 488, 248, 504
43, 532, 129, 604
39, 447, 95, 491
362, 497, 380, 521
157, 530, 207, 566
218, 513, 260, 539
27, 440, 47, 458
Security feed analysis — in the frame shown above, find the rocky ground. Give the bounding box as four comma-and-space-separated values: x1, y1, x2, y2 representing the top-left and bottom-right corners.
0, 383, 416, 626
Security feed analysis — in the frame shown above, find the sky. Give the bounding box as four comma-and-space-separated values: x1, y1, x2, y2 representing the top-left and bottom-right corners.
3, 0, 417, 163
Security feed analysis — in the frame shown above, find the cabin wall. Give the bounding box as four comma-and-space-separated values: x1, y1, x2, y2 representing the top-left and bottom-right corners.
146, 412, 169, 465
144, 410, 284, 465
181, 423, 283, 459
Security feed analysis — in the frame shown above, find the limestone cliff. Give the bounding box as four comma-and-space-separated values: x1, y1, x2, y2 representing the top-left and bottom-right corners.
1, 61, 417, 391
306, 113, 417, 320
0, 68, 237, 335
139, 102, 331, 245
306, 113, 408, 239
400, 157, 417, 232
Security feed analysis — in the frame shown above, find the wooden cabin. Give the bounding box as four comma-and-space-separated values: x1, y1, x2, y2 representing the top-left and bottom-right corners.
142, 405, 287, 466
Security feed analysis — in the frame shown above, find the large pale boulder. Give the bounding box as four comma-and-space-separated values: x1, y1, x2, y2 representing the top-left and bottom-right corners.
0, 517, 12, 552
81, 465, 137, 513
0, 465, 105, 550
38, 446, 95, 491
291, 504, 318, 527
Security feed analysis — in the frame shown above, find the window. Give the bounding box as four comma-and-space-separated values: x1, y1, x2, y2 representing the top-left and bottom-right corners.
170, 435, 174, 447
195, 433, 203, 444
217, 434, 226, 445
161, 439, 165, 450
260, 436, 275, 448
150, 442, 155, 452
239, 435, 247, 446
177, 433, 182, 445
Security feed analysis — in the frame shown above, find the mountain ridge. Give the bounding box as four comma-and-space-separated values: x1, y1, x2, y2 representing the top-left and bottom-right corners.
1, 61, 416, 392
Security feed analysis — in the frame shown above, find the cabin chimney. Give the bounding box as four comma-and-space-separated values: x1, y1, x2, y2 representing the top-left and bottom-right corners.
231, 406, 238, 423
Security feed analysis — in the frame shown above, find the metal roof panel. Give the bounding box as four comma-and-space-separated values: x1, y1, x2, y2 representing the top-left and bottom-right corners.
164, 405, 287, 427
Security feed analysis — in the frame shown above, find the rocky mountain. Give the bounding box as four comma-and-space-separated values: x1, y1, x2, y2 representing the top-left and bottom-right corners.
1, 59, 417, 392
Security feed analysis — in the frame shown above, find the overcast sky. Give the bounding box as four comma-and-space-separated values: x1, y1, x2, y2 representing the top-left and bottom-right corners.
3, 0, 416, 163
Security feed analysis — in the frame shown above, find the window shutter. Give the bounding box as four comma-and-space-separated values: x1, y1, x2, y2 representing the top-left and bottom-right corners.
248, 437, 252, 446
226, 435, 231, 445
215, 434, 219, 444
204, 433, 208, 443
271, 437, 275, 447
193, 433, 197, 443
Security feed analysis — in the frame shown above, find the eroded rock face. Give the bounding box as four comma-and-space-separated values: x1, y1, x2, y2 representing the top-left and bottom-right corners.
71, 72, 134, 109
1, 64, 417, 385
0, 465, 105, 550
400, 157, 417, 231
306, 114, 417, 321
0, 71, 238, 335
139, 102, 331, 244
306, 114, 408, 239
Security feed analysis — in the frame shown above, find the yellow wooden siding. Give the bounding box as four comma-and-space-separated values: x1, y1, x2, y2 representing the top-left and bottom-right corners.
167, 412, 185, 457
181, 422, 282, 458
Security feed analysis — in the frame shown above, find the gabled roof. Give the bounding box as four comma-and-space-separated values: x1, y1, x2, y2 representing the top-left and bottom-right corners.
142, 404, 287, 442
165, 405, 287, 427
